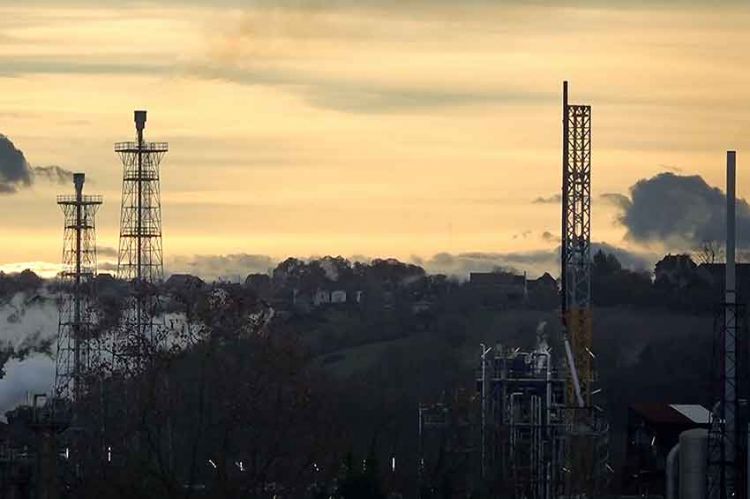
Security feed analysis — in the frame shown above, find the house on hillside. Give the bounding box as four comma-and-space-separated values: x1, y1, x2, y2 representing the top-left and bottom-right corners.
293, 287, 358, 309
528, 272, 556, 291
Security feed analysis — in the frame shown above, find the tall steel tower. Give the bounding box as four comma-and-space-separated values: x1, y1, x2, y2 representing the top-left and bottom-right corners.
707, 151, 746, 499
115, 110, 168, 369
560, 81, 607, 496
561, 80, 592, 411
55, 173, 102, 403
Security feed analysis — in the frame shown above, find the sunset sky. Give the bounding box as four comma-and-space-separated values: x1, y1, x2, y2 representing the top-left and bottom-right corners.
1, 0, 750, 278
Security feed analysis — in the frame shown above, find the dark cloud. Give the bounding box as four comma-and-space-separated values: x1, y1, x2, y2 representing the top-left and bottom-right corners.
610, 172, 750, 248
532, 193, 561, 204
0, 134, 76, 194
600, 192, 630, 211
0, 134, 31, 193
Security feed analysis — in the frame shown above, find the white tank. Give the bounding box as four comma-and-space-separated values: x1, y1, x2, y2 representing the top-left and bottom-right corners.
679, 428, 708, 499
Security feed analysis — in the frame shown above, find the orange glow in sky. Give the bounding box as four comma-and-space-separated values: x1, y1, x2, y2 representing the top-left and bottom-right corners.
1, 2, 749, 276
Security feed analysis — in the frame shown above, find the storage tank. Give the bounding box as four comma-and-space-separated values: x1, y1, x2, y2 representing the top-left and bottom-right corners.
679, 428, 708, 499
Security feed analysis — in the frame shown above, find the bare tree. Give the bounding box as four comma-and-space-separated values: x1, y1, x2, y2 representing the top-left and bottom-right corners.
695, 240, 723, 264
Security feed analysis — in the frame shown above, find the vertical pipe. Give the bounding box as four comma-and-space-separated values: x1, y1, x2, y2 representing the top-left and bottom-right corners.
532, 395, 538, 495
480, 344, 490, 482
727, 151, 736, 297
561, 81, 569, 318
73, 173, 84, 403
134, 111, 146, 338
417, 405, 423, 499
545, 352, 552, 499
726, 150, 737, 474
536, 396, 542, 497
136, 124, 142, 282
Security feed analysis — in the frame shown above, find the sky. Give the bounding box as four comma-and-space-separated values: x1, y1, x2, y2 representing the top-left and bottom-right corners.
1, 0, 750, 279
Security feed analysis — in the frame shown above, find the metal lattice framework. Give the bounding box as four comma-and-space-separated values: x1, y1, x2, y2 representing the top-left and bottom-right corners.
560, 81, 608, 497
115, 110, 168, 370
707, 303, 745, 499
562, 89, 592, 408
55, 173, 102, 403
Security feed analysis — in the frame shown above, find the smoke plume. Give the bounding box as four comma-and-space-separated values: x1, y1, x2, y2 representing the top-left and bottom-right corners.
31, 165, 74, 185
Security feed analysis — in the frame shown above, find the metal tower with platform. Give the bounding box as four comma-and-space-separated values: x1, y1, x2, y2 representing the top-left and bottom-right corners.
114, 110, 168, 372
55, 173, 103, 404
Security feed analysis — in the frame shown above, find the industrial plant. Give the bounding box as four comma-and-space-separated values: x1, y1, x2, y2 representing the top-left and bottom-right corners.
417, 83, 748, 499
0, 82, 744, 499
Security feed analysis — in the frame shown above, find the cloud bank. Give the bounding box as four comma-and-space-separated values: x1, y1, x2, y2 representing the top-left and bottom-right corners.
164, 244, 655, 283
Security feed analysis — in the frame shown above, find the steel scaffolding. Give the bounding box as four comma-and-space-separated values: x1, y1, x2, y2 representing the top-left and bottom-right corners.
480, 345, 567, 498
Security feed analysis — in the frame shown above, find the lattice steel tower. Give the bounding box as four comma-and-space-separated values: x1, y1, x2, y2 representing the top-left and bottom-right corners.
55, 173, 103, 402
560, 81, 607, 497
561, 81, 592, 409
115, 110, 168, 367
